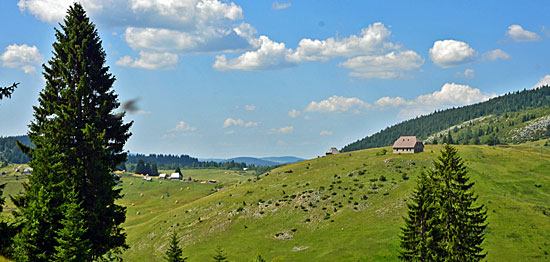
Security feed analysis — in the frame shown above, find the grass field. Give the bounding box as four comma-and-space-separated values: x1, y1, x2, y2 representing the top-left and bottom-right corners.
1, 143, 549, 261
119, 143, 550, 261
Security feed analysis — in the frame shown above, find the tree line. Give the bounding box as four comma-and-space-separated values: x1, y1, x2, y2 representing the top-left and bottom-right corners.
342, 86, 550, 152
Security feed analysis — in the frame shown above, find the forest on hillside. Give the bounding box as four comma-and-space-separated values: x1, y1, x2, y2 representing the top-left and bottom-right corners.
342, 86, 550, 152
0, 136, 32, 164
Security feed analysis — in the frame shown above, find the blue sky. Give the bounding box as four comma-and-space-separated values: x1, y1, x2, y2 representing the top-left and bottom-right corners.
1, 0, 550, 159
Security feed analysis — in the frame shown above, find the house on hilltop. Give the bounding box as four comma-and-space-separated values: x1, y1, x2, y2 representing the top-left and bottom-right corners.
393, 136, 424, 154
170, 173, 182, 180
326, 147, 340, 156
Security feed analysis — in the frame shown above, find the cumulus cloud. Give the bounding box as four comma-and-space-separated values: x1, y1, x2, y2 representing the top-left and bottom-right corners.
320, 130, 333, 136
288, 22, 396, 62
275, 126, 294, 134
429, 40, 477, 68
0, 44, 43, 73
18, 0, 256, 67
244, 104, 257, 111
288, 109, 300, 118
214, 22, 423, 78
374, 96, 410, 107
506, 25, 541, 42
213, 36, 294, 71
339, 50, 424, 79
116, 51, 178, 70
305, 95, 369, 113
533, 75, 550, 89
375, 83, 495, 117
454, 69, 475, 79
482, 49, 510, 61
272, 1, 291, 10
170, 121, 197, 132
223, 118, 259, 128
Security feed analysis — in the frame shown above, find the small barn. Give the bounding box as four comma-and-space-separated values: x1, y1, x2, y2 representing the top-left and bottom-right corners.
170, 173, 182, 180
159, 173, 167, 179
326, 147, 340, 156
393, 136, 424, 154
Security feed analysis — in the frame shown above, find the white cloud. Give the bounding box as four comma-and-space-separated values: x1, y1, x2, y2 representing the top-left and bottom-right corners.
506, 25, 541, 42
244, 121, 259, 127
305, 95, 369, 113
244, 104, 257, 111
19, 0, 255, 64
288, 22, 397, 62
288, 109, 300, 118
213, 22, 422, 77
213, 36, 294, 71
339, 50, 424, 79
454, 68, 475, 79
17, 0, 102, 23
320, 130, 333, 136
223, 118, 244, 128
533, 75, 550, 89
415, 83, 492, 106
223, 118, 258, 128
429, 40, 477, 68
482, 49, 510, 61
375, 83, 495, 118
116, 51, 178, 70
170, 121, 197, 132
374, 96, 410, 107
272, 1, 291, 10
276, 126, 294, 134
0, 44, 42, 73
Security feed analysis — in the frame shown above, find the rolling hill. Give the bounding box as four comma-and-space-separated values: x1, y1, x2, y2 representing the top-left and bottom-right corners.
116, 141, 550, 261
342, 86, 550, 152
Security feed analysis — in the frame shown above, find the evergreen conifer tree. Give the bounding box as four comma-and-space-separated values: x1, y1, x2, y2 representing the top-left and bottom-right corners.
164, 229, 186, 262
0, 82, 18, 100
135, 159, 146, 174
151, 163, 159, 176
212, 247, 228, 262
433, 145, 487, 261
399, 145, 487, 261
399, 173, 442, 261
53, 189, 92, 262
12, 3, 132, 261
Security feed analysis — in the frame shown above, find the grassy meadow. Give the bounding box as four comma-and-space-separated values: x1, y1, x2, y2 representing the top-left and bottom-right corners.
118, 143, 550, 261
1, 143, 549, 261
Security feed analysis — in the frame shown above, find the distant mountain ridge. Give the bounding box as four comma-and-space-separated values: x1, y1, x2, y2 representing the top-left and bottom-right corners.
342, 86, 550, 152
200, 156, 305, 166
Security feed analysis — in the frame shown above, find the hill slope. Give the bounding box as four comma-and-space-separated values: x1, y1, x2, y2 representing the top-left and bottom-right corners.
342, 86, 550, 152
118, 142, 550, 261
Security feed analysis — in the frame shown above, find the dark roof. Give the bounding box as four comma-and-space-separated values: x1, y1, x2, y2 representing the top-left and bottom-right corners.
393, 136, 422, 148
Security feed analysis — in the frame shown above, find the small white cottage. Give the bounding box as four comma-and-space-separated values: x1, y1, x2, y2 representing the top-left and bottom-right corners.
170, 173, 182, 180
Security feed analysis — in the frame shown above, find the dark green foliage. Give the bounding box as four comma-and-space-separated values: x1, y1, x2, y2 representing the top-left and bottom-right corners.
0, 136, 32, 164
399, 145, 487, 261
0, 183, 16, 256
212, 247, 228, 262
0, 82, 18, 100
134, 159, 146, 174
342, 86, 550, 152
151, 163, 159, 176
12, 3, 131, 261
175, 166, 182, 175
164, 230, 186, 262
53, 189, 92, 262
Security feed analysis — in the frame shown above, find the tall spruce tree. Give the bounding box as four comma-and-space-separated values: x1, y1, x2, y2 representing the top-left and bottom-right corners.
12, 3, 132, 261
399, 145, 487, 261
434, 145, 487, 261
399, 172, 443, 261
164, 229, 186, 262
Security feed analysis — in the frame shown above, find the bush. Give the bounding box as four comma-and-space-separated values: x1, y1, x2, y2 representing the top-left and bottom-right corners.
379, 175, 387, 182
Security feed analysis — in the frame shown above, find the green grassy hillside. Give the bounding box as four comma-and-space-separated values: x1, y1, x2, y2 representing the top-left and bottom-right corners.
118, 143, 550, 261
